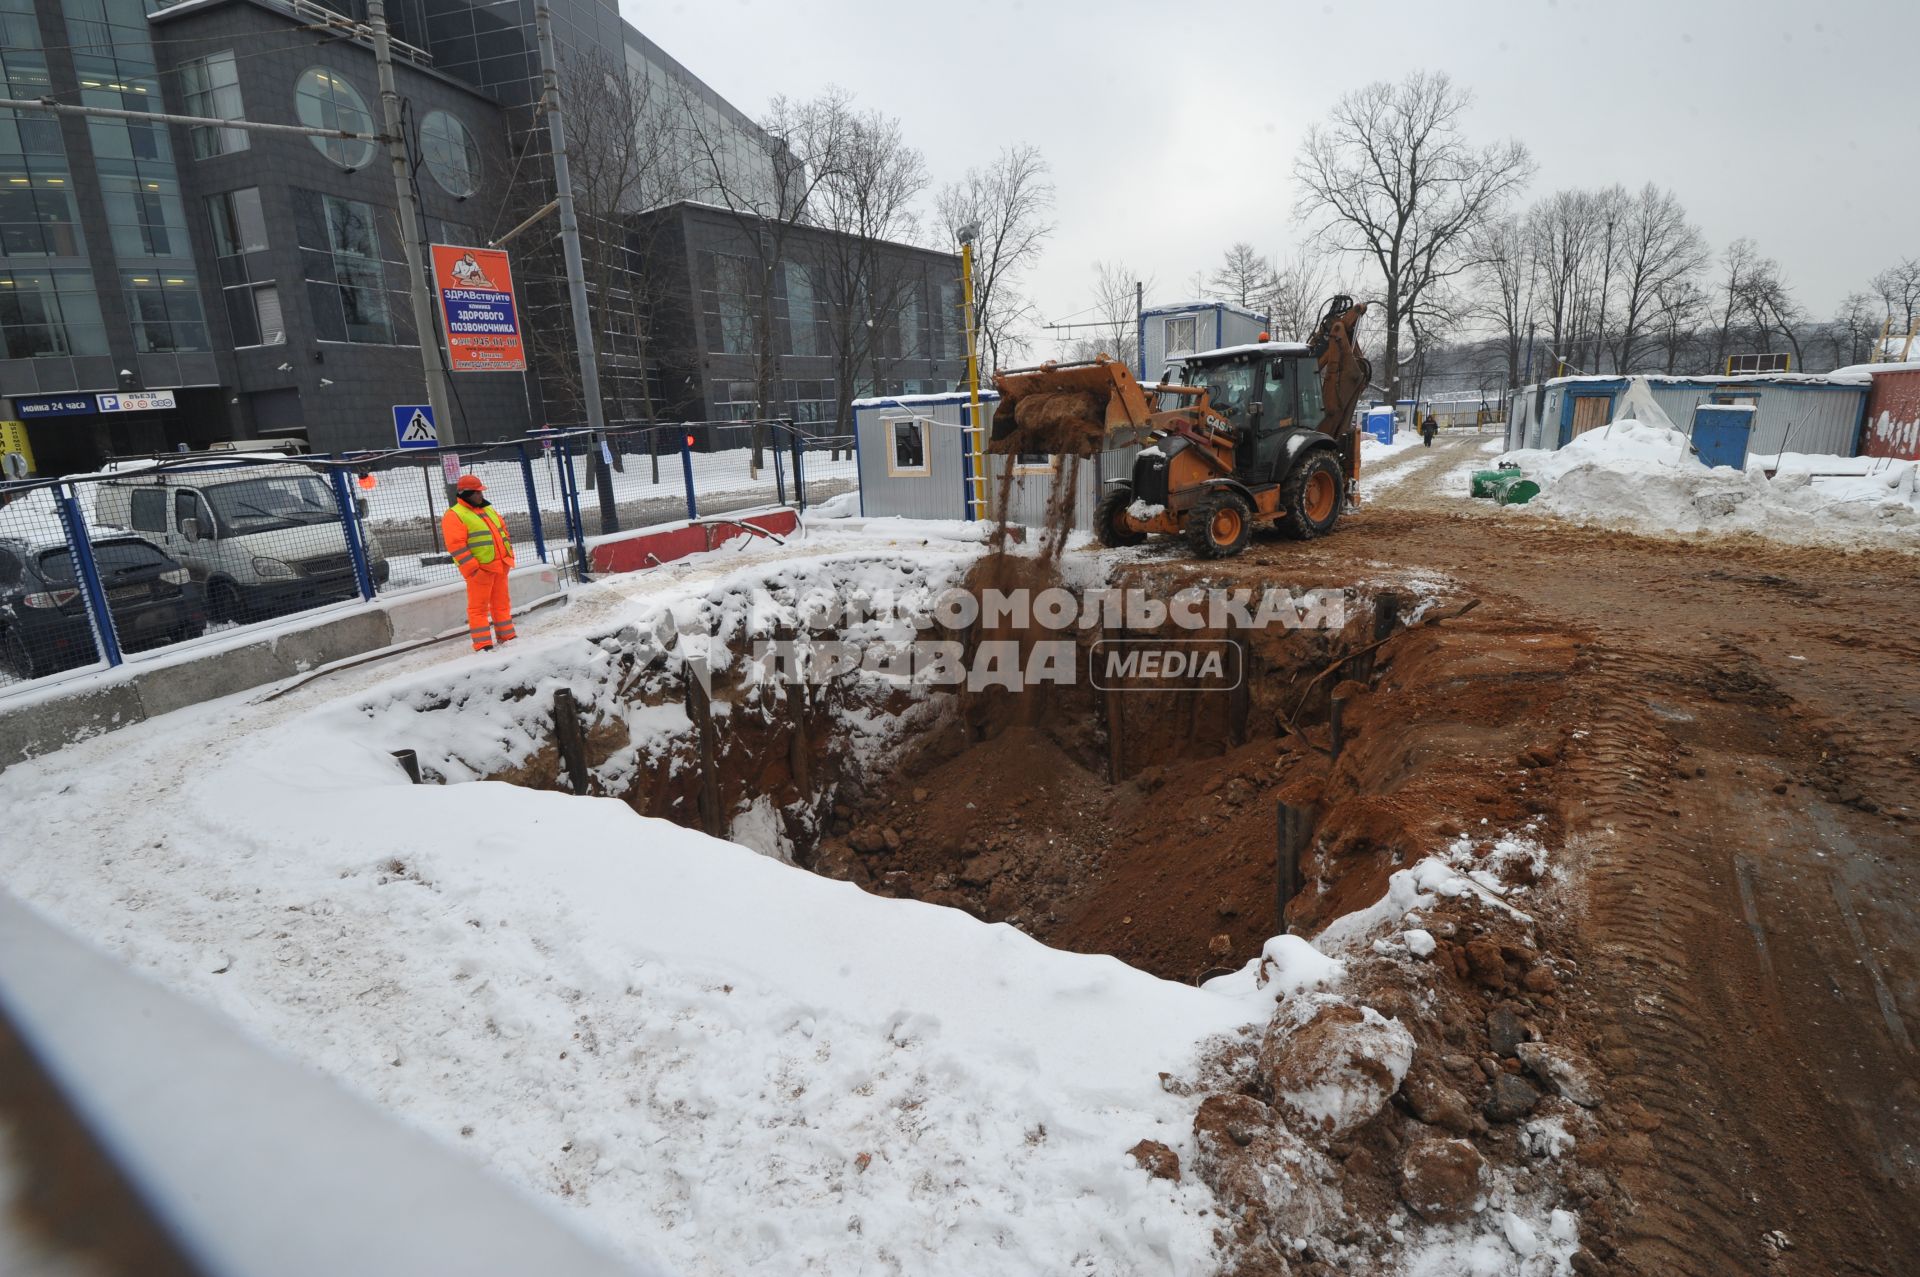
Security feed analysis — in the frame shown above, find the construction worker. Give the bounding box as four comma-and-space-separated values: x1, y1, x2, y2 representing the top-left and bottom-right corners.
1420, 413, 1439, 447
442, 474, 516, 651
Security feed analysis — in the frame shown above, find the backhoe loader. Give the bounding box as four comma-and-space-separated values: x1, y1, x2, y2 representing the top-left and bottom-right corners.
987, 296, 1371, 558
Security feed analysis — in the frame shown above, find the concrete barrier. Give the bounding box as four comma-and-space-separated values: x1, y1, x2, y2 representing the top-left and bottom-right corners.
0, 563, 565, 771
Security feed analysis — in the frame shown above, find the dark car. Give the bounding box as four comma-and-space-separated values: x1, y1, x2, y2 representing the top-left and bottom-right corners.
0, 535, 208, 678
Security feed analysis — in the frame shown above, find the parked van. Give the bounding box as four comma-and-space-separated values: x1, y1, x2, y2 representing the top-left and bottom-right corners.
93, 464, 389, 622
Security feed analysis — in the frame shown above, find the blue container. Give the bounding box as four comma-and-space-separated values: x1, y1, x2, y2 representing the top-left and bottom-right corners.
1364, 407, 1396, 445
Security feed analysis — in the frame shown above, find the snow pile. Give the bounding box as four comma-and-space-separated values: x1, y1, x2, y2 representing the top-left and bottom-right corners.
1498, 420, 1920, 545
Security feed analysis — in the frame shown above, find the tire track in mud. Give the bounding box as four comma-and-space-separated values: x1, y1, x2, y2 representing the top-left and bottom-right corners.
1556, 654, 1763, 1276
1559, 644, 1913, 1277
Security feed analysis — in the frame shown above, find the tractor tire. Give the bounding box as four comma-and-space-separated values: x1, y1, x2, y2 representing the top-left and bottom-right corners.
1095, 484, 1147, 549
1185, 489, 1253, 559
1278, 449, 1345, 540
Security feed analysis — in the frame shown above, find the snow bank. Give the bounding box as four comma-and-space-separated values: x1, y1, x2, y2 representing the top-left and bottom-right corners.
0, 538, 1274, 1277
1498, 420, 1920, 545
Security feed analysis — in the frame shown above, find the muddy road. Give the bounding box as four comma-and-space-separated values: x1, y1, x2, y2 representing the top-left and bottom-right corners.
1230, 434, 1920, 1276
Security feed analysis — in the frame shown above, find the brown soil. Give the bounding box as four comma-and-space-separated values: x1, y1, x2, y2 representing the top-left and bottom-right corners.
478, 480, 1920, 1277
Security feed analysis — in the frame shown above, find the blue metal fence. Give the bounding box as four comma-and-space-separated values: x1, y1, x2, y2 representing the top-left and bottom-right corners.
0, 420, 847, 694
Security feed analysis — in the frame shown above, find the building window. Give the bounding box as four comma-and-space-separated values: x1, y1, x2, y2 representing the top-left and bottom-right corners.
885, 417, 929, 476
698, 250, 756, 355
895, 284, 923, 360
122, 270, 208, 352
294, 68, 375, 170
179, 51, 247, 158
206, 187, 266, 256
784, 262, 824, 357
940, 280, 963, 360
1165, 315, 1198, 355
419, 110, 479, 197
98, 170, 189, 258
295, 189, 402, 345
0, 268, 108, 357
226, 282, 284, 348
0, 166, 84, 258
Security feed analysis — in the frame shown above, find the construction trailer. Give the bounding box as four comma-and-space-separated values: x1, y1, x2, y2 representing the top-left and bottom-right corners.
850, 390, 1134, 532
1137, 301, 1268, 380
1846, 361, 1920, 461
1506, 373, 1872, 459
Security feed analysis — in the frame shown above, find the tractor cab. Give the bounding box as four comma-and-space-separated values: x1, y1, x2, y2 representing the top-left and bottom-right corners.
1166, 343, 1326, 484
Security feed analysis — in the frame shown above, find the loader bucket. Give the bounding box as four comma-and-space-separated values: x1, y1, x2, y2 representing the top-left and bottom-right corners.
988, 357, 1155, 457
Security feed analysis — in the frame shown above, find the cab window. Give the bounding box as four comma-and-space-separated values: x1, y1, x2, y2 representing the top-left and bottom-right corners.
1263, 358, 1294, 423
130, 487, 166, 533
175, 489, 202, 531
1298, 362, 1325, 424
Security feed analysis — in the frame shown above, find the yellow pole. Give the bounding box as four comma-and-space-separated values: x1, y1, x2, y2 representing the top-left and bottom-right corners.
960, 239, 987, 520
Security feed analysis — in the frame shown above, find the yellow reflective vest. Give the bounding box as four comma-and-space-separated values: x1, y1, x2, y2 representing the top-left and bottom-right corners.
443, 501, 513, 571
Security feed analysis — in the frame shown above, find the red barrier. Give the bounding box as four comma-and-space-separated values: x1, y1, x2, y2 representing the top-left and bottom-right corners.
587, 509, 800, 575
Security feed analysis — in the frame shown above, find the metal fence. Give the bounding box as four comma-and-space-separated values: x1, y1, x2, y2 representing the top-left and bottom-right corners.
0, 420, 833, 695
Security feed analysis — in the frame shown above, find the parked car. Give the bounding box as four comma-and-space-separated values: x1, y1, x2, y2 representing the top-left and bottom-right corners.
94, 465, 389, 622
0, 534, 207, 677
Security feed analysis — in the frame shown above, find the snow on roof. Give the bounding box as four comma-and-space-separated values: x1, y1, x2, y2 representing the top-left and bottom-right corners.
1178, 340, 1311, 361
1539, 370, 1870, 389
1830, 360, 1920, 378
851, 391, 999, 409
1140, 300, 1267, 320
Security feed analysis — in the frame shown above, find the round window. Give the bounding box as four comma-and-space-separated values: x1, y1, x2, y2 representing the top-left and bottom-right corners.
420, 110, 480, 198
294, 68, 376, 170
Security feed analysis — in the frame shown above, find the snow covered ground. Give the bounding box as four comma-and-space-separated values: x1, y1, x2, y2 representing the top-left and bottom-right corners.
1496, 421, 1920, 547
0, 523, 1256, 1276
0, 516, 1589, 1275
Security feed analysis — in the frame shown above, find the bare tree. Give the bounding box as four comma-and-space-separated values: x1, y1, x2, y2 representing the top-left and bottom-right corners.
1293, 71, 1533, 401
1827, 292, 1880, 369
1266, 248, 1338, 343
1710, 238, 1759, 372
1872, 257, 1920, 335
1066, 260, 1150, 362
1526, 187, 1623, 375
686, 87, 853, 467
1734, 251, 1805, 368
802, 104, 928, 427
936, 144, 1055, 373
1208, 242, 1276, 310
1607, 183, 1708, 374
508, 47, 688, 454
1653, 276, 1708, 374
1468, 214, 1536, 387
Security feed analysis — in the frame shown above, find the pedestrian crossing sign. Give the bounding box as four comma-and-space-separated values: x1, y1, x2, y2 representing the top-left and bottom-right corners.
394, 404, 438, 448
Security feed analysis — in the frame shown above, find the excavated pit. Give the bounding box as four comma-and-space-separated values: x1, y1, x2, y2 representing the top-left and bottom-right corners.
471, 553, 1583, 984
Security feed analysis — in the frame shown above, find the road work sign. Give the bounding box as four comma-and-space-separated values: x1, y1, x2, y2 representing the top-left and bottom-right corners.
431, 243, 526, 373
394, 404, 438, 447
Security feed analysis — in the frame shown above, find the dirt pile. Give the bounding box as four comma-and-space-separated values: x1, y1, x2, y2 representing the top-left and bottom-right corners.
989, 389, 1108, 456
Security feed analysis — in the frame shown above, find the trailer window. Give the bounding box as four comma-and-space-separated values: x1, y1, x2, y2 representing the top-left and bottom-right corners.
886, 418, 929, 476
1164, 315, 1197, 355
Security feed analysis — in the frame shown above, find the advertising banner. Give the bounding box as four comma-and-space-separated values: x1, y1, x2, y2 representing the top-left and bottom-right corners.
431, 244, 527, 373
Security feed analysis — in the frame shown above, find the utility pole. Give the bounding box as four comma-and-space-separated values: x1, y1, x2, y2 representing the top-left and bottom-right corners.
535, 4, 618, 534
367, 0, 454, 446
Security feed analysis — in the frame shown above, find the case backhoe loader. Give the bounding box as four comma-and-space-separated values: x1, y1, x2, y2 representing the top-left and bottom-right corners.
987, 296, 1371, 558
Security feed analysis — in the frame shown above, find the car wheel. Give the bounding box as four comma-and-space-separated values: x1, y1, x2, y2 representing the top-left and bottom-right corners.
3, 628, 38, 679
208, 579, 245, 624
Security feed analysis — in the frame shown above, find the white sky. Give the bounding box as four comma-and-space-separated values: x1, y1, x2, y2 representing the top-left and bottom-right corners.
625, 0, 1918, 338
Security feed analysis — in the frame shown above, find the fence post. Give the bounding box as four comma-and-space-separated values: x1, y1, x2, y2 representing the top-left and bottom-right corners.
517, 442, 548, 564
852, 415, 865, 516
558, 437, 590, 582
326, 469, 377, 601
54, 483, 122, 668
772, 424, 788, 507
679, 428, 698, 522
788, 419, 806, 513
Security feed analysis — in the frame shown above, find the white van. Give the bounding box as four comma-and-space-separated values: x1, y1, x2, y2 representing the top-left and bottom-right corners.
94, 464, 389, 622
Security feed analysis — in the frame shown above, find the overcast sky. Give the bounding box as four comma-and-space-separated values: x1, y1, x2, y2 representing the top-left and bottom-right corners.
624, 0, 1917, 342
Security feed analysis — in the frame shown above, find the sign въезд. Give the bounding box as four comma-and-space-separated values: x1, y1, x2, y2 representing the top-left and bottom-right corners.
431, 244, 526, 374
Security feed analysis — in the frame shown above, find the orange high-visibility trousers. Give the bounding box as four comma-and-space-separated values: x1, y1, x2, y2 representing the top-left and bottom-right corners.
465, 566, 515, 650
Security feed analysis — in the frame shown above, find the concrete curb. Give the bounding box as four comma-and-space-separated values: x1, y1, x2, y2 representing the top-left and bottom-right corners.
0, 564, 565, 771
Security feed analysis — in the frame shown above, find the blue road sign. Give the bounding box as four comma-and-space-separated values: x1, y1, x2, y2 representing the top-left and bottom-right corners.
393, 404, 438, 448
